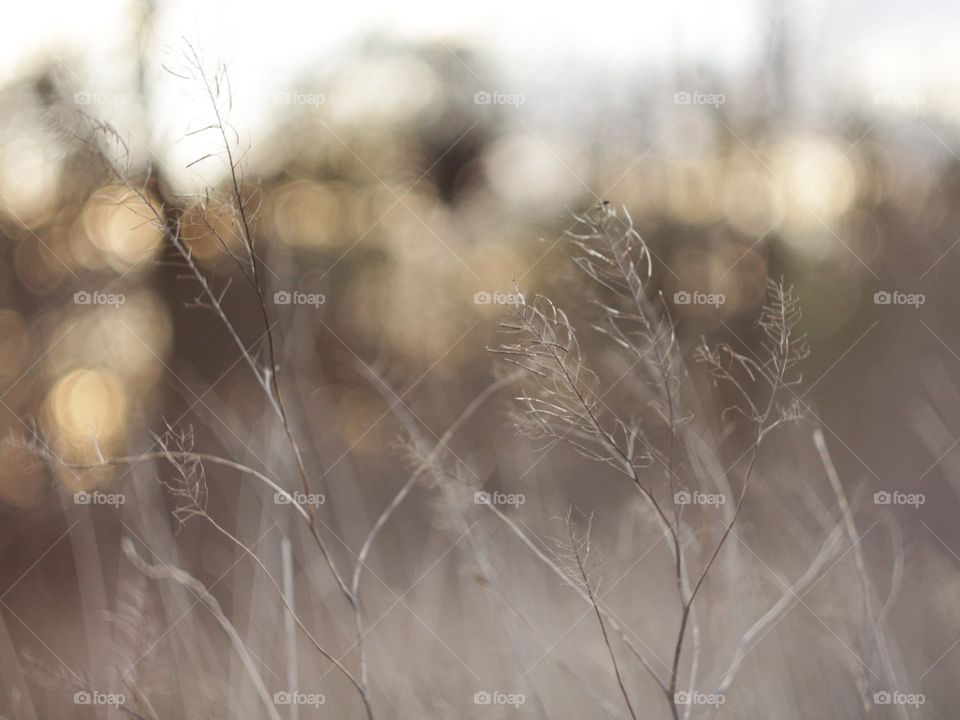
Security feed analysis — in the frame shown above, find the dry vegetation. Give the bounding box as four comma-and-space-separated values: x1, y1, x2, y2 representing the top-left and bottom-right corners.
2, 39, 932, 720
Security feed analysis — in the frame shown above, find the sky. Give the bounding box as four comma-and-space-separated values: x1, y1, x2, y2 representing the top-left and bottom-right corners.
3, 0, 959, 190
5, 0, 960, 121
5, 0, 956, 92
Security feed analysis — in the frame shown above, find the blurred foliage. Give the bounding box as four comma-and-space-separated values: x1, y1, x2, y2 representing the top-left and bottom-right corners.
1, 36, 959, 509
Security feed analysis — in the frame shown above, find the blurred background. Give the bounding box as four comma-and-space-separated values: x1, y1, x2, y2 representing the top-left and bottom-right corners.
2, 0, 960, 717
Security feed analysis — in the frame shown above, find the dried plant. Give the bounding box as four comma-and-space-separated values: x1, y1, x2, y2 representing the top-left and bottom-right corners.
489, 203, 855, 720
694, 278, 809, 434
60, 42, 378, 720
551, 507, 638, 720
493, 293, 652, 471
154, 424, 208, 528
19, 36, 902, 718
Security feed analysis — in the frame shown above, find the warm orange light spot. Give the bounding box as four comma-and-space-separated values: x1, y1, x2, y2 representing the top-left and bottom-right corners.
268, 179, 348, 247
80, 186, 163, 272
47, 368, 128, 466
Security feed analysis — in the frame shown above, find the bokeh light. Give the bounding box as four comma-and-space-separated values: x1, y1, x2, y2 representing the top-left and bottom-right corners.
76, 185, 163, 272
45, 367, 128, 487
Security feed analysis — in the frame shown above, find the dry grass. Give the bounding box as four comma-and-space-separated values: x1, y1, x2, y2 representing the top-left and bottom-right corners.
11, 43, 917, 720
